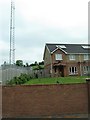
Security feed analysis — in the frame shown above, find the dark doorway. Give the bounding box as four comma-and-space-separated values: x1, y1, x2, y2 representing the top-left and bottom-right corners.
58, 65, 64, 77
53, 64, 65, 77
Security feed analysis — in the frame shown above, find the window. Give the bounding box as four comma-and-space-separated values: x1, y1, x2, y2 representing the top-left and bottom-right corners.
55, 54, 62, 60
82, 46, 90, 49
69, 66, 77, 75
83, 66, 90, 74
56, 45, 66, 49
69, 55, 75, 60
84, 54, 89, 60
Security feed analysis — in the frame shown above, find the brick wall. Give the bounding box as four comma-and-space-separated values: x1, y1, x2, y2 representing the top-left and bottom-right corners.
0, 85, 2, 119
2, 84, 88, 118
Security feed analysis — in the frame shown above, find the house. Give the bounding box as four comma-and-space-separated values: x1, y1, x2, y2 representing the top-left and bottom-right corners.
43, 43, 90, 77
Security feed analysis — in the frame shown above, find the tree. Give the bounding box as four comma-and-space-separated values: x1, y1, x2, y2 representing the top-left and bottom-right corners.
16, 60, 23, 66
4, 61, 7, 65
35, 61, 38, 65
39, 61, 44, 65
26, 63, 29, 67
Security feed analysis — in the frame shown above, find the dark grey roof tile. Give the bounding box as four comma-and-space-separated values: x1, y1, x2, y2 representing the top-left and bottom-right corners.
46, 43, 90, 54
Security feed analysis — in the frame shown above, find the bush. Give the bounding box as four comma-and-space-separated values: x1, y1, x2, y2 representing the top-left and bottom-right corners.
6, 74, 32, 85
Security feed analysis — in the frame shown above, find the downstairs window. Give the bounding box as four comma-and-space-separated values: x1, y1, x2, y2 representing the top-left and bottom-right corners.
69, 66, 77, 75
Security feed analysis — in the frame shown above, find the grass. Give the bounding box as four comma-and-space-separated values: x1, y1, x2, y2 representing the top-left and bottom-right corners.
24, 76, 89, 85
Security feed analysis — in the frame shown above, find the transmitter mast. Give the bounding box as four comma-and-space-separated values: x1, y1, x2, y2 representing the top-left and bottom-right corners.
9, 0, 15, 64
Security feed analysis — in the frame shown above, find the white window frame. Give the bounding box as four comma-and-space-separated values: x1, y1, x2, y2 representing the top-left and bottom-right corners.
69, 55, 75, 60
55, 54, 62, 60
84, 54, 89, 60
69, 66, 77, 75
83, 66, 90, 74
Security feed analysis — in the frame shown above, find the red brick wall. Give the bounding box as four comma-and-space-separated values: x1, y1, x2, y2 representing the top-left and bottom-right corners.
2, 84, 88, 118
0, 85, 2, 119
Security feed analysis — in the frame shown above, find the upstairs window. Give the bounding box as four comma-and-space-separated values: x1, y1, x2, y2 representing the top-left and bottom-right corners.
84, 54, 89, 60
55, 54, 62, 60
69, 55, 75, 60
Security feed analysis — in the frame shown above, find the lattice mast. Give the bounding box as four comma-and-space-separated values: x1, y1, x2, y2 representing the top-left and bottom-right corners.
9, 0, 15, 64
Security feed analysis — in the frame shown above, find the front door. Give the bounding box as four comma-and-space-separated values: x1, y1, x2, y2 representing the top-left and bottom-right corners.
58, 65, 64, 77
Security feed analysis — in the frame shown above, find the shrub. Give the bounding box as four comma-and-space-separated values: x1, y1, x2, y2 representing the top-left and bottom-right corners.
6, 74, 32, 85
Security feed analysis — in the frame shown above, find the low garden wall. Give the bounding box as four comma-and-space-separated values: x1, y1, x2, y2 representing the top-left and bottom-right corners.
1, 83, 89, 118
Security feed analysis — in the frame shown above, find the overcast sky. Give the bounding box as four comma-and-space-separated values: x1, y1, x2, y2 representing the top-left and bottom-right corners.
0, 0, 89, 65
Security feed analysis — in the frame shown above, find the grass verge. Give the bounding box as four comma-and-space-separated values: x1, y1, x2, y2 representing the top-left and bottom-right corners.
24, 76, 88, 85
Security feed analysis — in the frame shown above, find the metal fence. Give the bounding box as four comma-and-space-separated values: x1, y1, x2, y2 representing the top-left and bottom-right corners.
0, 65, 45, 85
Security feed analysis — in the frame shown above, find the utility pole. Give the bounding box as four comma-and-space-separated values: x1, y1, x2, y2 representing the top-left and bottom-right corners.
9, 0, 15, 65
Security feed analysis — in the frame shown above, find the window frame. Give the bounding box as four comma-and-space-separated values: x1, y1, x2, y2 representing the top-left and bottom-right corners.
69, 66, 77, 75
83, 66, 90, 74
69, 55, 75, 61
55, 54, 63, 61
84, 54, 89, 60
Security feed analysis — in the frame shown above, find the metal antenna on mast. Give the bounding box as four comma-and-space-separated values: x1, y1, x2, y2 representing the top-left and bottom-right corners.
9, 0, 15, 64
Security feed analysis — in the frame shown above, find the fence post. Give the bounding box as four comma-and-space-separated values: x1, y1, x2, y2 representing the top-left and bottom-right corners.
86, 78, 90, 120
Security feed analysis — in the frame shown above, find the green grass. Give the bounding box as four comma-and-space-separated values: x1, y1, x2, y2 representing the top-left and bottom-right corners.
24, 76, 89, 85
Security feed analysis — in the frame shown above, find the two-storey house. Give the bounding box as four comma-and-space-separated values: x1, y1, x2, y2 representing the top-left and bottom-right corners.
43, 43, 90, 77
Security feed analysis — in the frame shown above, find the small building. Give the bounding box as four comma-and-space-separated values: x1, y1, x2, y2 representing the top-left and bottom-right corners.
43, 43, 90, 77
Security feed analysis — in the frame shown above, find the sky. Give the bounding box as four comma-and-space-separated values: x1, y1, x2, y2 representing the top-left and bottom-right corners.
0, 0, 89, 65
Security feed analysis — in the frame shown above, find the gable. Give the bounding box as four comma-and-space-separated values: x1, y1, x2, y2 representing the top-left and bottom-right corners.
43, 45, 50, 60
51, 46, 67, 54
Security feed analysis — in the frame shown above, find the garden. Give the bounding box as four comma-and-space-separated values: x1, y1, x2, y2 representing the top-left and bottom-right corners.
6, 73, 88, 85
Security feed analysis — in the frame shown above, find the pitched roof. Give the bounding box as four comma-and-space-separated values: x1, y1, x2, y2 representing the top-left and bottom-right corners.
46, 43, 90, 54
